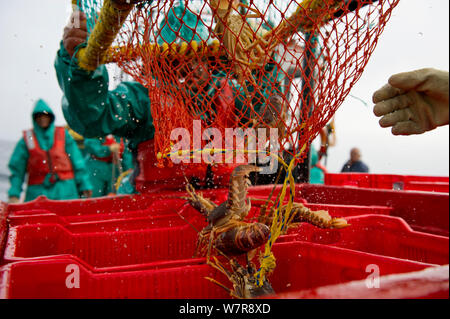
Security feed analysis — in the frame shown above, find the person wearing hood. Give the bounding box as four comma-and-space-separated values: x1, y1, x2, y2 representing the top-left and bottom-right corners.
7, 99, 93, 203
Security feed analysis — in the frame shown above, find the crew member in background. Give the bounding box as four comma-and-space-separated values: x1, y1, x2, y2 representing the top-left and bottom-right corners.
310, 120, 336, 184
341, 147, 369, 173
84, 135, 133, 197
7, 99, 92, 203
67, 125, 88, 157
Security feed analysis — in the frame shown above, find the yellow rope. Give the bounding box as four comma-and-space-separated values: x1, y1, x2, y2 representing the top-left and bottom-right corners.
254, 143, 306, 286
72, 0, 78, 11
105, 39, 221, 64
115, 169, 132, 191
77, 0, 134, 71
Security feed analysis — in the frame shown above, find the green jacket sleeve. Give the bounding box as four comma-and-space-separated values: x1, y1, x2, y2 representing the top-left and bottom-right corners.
8, 138, 29, 198
65, 130, 92, 192
84, 138, 111, 158
54, 42, 154, 150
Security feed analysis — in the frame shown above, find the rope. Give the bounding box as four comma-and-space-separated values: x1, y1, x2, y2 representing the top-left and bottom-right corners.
77, 0, 134, 71
254, 143, 306, 287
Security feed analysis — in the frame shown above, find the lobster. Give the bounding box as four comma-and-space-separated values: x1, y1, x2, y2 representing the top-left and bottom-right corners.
184, 164, 270, 258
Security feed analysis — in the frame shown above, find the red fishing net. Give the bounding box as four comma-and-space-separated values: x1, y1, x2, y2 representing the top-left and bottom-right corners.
101, 0, 399, 167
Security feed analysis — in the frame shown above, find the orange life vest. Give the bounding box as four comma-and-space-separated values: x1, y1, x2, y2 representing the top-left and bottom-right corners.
24, 127, 75, 185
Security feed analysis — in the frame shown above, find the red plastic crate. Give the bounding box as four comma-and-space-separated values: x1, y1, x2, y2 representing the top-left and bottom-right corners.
285, 184, 449, 236
272, 265, 449, 299
1, 184, 448, 299
7, 197, 191, 223
4, 212, 447, 270
325, 173, 449, 193
7, 200, 392, 233
3, 220, 202, 269
6, 184, 447, 235
283, 215, 449, 265
5, 190, 229, 217
0, 241, 433, 299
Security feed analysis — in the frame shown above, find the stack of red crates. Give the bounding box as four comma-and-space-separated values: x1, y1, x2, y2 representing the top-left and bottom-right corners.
0, 183, 448, 298
325, 173, 449, 193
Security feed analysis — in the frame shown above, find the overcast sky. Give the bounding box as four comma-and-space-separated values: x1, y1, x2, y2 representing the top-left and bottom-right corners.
0, 0, 448, 176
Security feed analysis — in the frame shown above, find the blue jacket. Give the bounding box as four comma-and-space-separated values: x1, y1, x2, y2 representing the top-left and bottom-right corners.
341, 160, 369, 173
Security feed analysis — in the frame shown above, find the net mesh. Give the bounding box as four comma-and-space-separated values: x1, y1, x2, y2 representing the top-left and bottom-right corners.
76, 0, 399, 167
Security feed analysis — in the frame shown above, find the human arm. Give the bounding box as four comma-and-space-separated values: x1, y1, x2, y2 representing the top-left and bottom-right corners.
84, 138, 112, 158
7, 139, 29, 201
372, 68, 449, 135
54, 12, 154, 148
65, 130, 92, 196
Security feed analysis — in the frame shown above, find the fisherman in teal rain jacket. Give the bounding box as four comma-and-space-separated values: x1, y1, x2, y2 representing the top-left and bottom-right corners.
55, 9, 284, 193
7, 99, 93, 203
84, 135, 134, 197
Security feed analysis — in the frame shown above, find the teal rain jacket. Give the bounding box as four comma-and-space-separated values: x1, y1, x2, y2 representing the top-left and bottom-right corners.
84, 136, 133, 197
309, 145, 325, 184
157, 1, 209, 45
8, 99, 92, 201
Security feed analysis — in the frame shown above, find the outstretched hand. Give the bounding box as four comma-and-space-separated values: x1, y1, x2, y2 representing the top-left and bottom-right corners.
372, 68, 449, 135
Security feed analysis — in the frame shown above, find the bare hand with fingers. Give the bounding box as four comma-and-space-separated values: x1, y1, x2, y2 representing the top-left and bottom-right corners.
63, 11, 88, 57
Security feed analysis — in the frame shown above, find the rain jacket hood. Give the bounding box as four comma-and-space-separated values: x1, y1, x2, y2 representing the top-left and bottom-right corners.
31, 99, 56, 151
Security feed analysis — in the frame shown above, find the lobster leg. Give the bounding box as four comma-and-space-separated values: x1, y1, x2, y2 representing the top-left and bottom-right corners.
206, 228, 216, 263
205, 277, 242, 299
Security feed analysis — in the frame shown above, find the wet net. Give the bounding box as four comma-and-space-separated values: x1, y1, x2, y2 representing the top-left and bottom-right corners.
74, 0, 399, 168
74, 0, 400, 286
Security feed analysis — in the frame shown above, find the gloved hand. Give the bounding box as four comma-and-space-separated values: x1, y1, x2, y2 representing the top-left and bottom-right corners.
8, 196, 20, 204
109, 143, 121, 154
372, 68, 449, 135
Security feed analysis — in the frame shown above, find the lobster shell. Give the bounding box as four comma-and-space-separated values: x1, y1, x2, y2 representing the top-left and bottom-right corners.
214, 222, 270, 255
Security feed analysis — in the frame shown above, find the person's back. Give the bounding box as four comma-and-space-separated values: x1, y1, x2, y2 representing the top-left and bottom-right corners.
84, 135, 133, 197
341, 147, 369, 173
